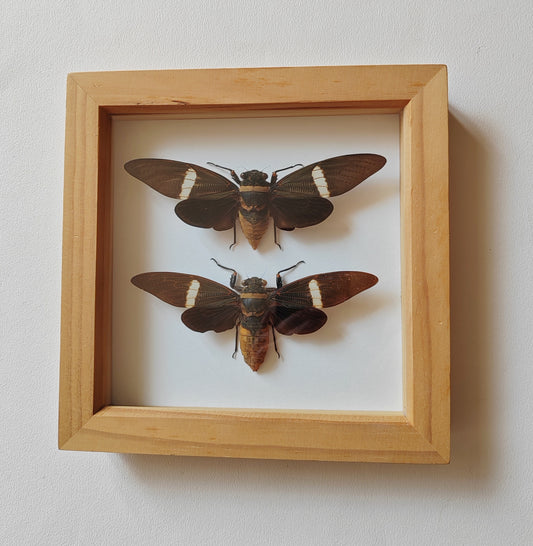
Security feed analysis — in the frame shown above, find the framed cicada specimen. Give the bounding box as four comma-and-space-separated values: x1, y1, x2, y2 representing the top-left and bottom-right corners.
60, 65, 449, 463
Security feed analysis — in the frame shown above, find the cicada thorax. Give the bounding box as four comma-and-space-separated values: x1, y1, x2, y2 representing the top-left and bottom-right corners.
238, 170, 271, 249
238, 276, 272, 371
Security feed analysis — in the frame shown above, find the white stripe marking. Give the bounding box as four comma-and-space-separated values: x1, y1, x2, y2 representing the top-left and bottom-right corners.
308, 279, 323, 308
179, 168, 197, 199
311, 165, 330, 198
185, 279, 200, 308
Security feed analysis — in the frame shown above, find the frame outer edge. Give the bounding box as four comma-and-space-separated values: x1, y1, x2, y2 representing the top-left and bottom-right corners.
59, 65, 450, 463
59, 76, 100, 447
401, 66, 450, 461
427, 66, 450, 462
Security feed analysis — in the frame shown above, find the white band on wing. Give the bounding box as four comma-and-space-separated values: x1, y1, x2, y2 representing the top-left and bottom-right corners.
179, 168, 197, 199
311, 165, 330, 198
185, 279, 200, 308
308, 279, 323, 308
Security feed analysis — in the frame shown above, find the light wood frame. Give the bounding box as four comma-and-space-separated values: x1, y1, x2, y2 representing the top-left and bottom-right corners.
59, 65, 449, 463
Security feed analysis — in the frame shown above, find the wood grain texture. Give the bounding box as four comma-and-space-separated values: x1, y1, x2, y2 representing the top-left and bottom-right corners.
61, 407, 443, 463
400, 67, 450, 461
68, 65, 443, 113
59, 77, 99, 446
59, 65, 449, 463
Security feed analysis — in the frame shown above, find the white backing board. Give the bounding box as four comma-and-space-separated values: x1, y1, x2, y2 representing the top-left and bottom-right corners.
111, 114, 402, 411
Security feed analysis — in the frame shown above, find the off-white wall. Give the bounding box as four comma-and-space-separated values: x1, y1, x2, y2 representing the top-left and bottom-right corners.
2, 1, 532, 544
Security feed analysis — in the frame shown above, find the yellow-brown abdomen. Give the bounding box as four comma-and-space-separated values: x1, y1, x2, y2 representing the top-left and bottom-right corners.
238, 211, 269, 250
239, 326, 270, 371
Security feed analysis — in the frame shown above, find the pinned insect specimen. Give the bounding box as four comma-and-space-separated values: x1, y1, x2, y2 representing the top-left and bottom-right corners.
125, 154, 386, 249
132, 260, 378, 371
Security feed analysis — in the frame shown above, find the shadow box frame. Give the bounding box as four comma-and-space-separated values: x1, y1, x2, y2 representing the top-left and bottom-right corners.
59, 65, 450, 464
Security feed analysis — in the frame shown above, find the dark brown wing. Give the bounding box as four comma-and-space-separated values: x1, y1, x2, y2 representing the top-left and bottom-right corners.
125, 159, 238, 199
271, 307, 328, 335
131, 272, 240, 333
269, 194, 333, 230
271, 271, 378, 308
181, 305, 240, 333
269, 271, 377, 335
175, 192, 240, 231
272, 154, 386, 197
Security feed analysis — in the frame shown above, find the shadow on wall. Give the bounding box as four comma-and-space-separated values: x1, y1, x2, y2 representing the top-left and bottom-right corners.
114, 111, 497, 492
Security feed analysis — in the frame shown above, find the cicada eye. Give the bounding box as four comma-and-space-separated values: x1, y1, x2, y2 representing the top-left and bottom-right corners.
240, 172, 246, 178
261, 279, 267, 287
262, 172, 268, 180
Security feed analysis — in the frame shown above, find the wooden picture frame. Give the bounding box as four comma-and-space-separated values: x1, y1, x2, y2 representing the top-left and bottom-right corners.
59, 65, 449, 463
